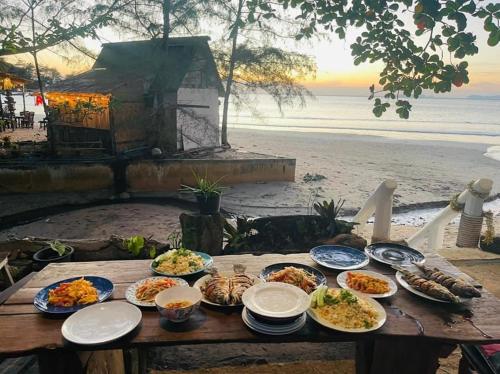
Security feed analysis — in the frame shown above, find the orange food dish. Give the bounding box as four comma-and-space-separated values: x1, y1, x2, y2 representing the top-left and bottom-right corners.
165, 300, 192, 309
48, 278, 99, 307
135, 278, 178, 302
346, 272, 390, 294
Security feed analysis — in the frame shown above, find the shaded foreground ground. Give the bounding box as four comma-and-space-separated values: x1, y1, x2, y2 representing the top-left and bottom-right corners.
0, 202, 499, 373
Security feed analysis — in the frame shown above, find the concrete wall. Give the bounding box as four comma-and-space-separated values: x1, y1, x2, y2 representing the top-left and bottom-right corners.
127, 158, 295, 192
0, 163, 114, 193
177, 88, 220, 151
0, 157, 295, 194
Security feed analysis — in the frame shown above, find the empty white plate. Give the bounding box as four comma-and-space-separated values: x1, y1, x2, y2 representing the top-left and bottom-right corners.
61, 301, 142, 345
242, 307, 306, 335
242, 282, 310, 319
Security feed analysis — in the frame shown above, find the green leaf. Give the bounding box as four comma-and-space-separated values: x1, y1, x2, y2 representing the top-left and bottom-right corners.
487, 30, 500, 46
455, 12, 467, 31
414, 86, 423, 98
484, 16, 495, 32
124, 236, 145, 257
48, 240, 68, 257
149, 246, 157, 259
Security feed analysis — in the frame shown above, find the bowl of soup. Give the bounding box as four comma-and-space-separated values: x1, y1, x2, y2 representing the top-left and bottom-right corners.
155, 286, 202, 322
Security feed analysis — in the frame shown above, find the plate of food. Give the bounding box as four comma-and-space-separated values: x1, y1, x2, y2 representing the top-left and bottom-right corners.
395, 265, 480, 303
194, 265, 261, 307
307, 285, 386, 333
337, 270, 397, 298
34, 276, 114, 314
259, 263, 327, 294
151, 248, 213, 277
310, 245, 369, 270
413, 263, 481, 298
126, 276, 189, 307
242, 282, 310, 320
365, 243, 425, 266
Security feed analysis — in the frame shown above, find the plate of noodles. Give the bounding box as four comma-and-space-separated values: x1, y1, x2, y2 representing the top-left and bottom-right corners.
126, 276, 188, 307
307, 286, 386, 333
33, 276, 114, 314
259, 263, 327, 294
151, 248, 213, 277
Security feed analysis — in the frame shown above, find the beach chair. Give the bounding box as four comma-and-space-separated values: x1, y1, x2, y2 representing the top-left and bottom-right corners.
459, 344, 500, 374
0, 257, 14, 286
21, 111, 34, 128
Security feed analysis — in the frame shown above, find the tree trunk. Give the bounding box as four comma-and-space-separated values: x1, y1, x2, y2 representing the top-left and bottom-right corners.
179, 213, 224, 255
163, 0, 170, 42
221, 0, 244, 147
30, 3, 48, 119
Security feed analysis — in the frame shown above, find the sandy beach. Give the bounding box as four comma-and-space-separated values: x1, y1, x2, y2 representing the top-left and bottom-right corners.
223, 128, 500, 216
3, 126, 500, 218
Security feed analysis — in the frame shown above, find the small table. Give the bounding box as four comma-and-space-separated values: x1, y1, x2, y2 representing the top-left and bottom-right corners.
1, 253, 499, 374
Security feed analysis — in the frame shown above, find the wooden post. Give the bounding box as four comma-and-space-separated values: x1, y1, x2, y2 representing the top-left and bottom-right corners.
408, 178, 493, 250
22, 84, 26, 113
353, 180, 397, 242
457, 179, 492, 248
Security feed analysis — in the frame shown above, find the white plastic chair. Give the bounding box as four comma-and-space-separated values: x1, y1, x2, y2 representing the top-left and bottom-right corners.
0, 257, 14, 286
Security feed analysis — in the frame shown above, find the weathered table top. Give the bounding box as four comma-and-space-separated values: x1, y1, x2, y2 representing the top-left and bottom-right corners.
1, 253, 500, 356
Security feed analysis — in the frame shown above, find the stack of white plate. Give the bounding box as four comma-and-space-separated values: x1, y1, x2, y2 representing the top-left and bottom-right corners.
241, 282, 310, 335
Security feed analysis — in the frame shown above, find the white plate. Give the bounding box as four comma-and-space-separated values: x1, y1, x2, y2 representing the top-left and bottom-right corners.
395, 271, 463, 303
62, 301, 142, 345
242, 307, 306, 335
307, 288, 386, 333
126, 277, 188, 307
337, 270, 397, 298
242, 282, 310, 318
193, 273, 262, 307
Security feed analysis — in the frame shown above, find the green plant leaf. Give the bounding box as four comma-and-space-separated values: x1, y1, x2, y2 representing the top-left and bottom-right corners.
48, 240, 68, 257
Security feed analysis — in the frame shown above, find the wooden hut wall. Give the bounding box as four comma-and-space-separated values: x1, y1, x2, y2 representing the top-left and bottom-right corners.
112, 101, 151, 152
112, 92, 178, 153
55, 109, 110, 129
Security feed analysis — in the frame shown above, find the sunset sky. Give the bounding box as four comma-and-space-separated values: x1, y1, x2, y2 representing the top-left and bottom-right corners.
9, 15, 500, 97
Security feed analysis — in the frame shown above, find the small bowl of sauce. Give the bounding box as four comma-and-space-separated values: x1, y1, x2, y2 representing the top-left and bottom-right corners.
155, 286, 201, 322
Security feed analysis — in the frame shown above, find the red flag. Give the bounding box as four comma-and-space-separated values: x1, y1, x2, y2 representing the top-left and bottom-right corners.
35, 95, 43, 106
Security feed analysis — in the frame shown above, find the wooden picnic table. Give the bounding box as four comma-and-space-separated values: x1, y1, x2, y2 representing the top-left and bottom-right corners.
1, 252, 499, 374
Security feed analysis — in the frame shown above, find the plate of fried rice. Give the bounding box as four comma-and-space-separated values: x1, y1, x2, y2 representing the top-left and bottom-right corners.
307, 286, 386, 333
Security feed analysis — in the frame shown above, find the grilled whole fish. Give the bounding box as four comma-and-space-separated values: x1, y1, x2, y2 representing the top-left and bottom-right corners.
203, 272, 231, 305
414, 263, 481, 298
398, 268, 460, 303
201, 266, 255, 305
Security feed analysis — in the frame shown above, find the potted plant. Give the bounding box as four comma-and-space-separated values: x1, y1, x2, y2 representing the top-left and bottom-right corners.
33, 240, 74, 269
180, 172, 224, 215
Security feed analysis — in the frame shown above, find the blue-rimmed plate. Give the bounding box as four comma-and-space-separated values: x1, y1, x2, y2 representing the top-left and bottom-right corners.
310, 245, 369, 270
365, 243, 425, 266
259, 263, 327, 293
151, 250, 213, 277
34, 276, 114, 314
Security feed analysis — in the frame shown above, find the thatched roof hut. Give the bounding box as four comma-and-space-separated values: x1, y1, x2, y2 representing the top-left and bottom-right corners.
47, 36, 224, 155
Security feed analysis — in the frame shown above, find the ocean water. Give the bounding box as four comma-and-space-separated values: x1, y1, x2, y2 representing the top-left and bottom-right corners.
9, 92, 500, 148
227, 95, 500, 146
